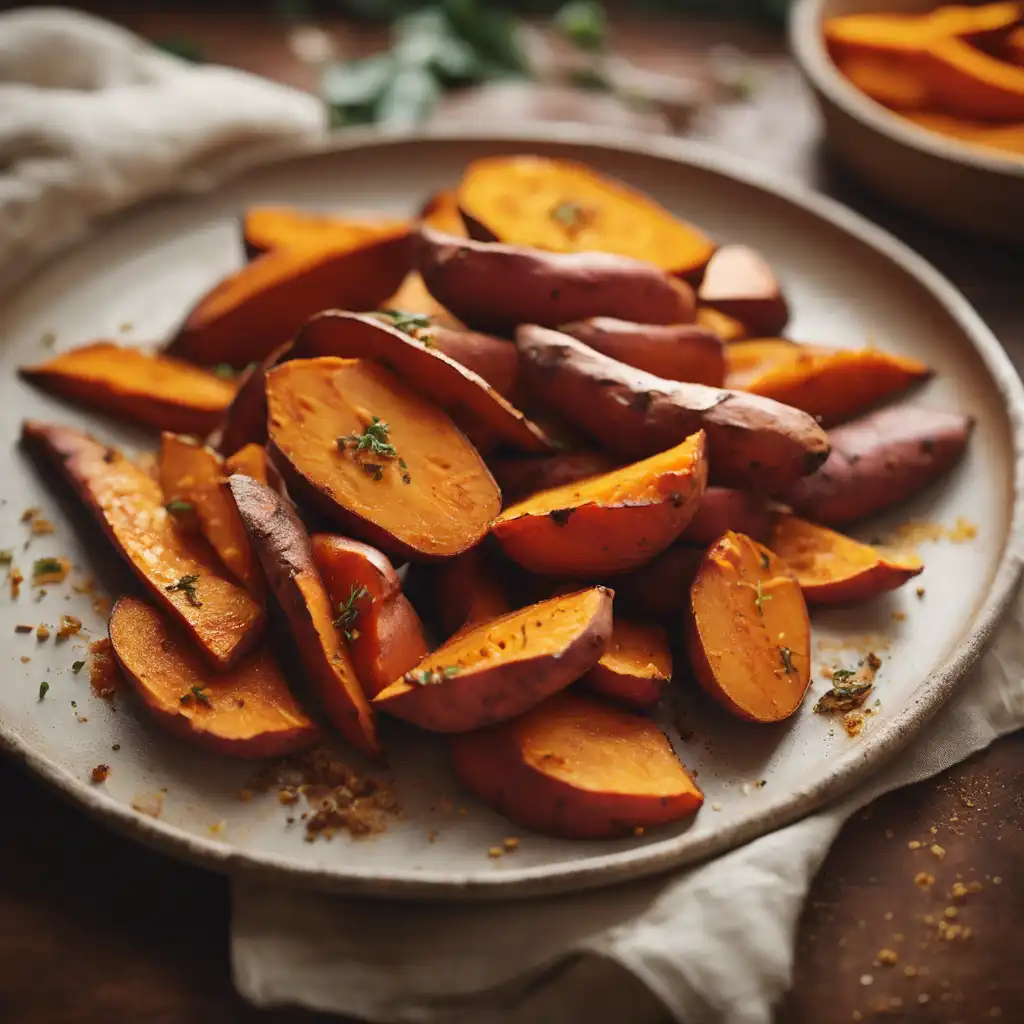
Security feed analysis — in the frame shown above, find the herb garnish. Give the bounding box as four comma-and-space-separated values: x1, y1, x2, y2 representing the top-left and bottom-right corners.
760, 551, 771, 570
212, 363, 237, 379
72, 660, 85, 674
338, 417, 398, 459
814, 682, 874, 715
33, 557, 63, 577
362, 463, 385, 481
754, 579, 772, 616
779, 646, 794, 675
38, 681, 49, 701
374, 309, 433, 336
550, 200, 588, 231
165, 499, 194, 514
404, 665, 460, 687
0, 549, 13, 563
334, 584, 370, 641
191, 684, 212, 707
165, 574, 202, 607
830, 668, 856, 686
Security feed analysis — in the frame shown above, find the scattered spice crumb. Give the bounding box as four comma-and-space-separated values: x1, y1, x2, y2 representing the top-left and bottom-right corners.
711, 802, 722, 811
944, 906, 959, 920
35, 623, 49, 641
908, 840, 922, 850
427, 830, 437, 843
91, 763, 110, 784
278, 788, 298, 805
503, 837, 520, 852
20, 656, 30, 664
238, 788, 254, 802
860, 974, 873, 986
904, 965, 918, 978
88, 638, 119, 698
876, 948, 899, 966
56, 614, 82, 640
915, 871, 936, 889
930, 843, 946, 859
993, 876, 1003, 885
20, 506, 40, 523
488, 846, 503, 859
29, 516, 56, 536
10, 567, 23, 598
111, 743, 120, 751
131, 791, 164, 817
891, 610, 907, 622
15, 623, 32, 633
916, 587, 926, 598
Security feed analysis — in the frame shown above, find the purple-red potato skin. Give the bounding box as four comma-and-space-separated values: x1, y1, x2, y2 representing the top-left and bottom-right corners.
680, 486, 772, 546
559, 317, 725, 385
490, 451, 620, 504
417, 325, 520, 400
698, 244, 789, 336
417, 226, 696, 334
516, 325, 830, 494
613, 544, 703, 620
785, 406, 974, 525
434, 547, 511, 637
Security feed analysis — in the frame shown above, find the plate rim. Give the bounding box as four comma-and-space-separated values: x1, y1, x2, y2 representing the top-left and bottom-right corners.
2, 124, 1023, 901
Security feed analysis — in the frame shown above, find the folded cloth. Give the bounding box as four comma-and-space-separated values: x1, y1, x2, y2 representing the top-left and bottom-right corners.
0, 7, 325, 287
232, 578, 1024, 1024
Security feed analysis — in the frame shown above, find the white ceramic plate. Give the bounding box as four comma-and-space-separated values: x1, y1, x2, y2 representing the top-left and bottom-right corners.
1, 127, 1022, 900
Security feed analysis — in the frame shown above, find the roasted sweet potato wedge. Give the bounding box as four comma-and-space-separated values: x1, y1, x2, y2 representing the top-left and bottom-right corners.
225, 443, 276, 488
737, 347, 931, 427
418, 226, 696, 334
241, 206, 407, 259
380, 270, 461, 328
457, 155, 715, 278
211, 344, 290, 456
450, 690, 703, 839
516, 326, 830, 494
785, 405, 974, 525
492, 433, 708, 575
680, 486, 772, 546
22, 421, 264, 668
490, 451, 619, 504
413, 324, 519, 400
581, 618, 672, 709
697, 245, 789, 336
769, 514, 923, 605
311, 534, 430, 698
266, 356, 500, 561
418, 189, 467, 236
434, 546, 511, 637
559, 317, 726, 386
20, 342, 236, 436
697, 306, 749, 342
724, 338, 803, 389
613, 544, 703, 620
293, 311, 550, 454
373, 587, 612, 732
229, 474, 378, 755
167, 229, 413, 367
159, 433, 264, 595
686, 531, 811, 722
109, 597, 318, 758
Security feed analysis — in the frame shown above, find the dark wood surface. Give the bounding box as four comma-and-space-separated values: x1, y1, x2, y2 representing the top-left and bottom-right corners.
2, 6, 1023, 1023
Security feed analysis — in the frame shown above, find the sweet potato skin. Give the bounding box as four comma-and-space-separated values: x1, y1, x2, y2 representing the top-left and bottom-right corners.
785, 406, 974, 525
229, 474, 378, 756
490, 451, 619, 504
434, 547, 510, 637
560, 317, 726, 386
20, 342, 237, 436
450, 691, 703, 839
516, 326, 830, 494
697, 244, 789, 337
680, 486, 772, 546
109, 597, 318, 759
373, 587, 613, 732
22, 420, 264, 669
581, 619, 672, 709
415, 325, 519, 400
417, 226, 696, 334
613, 543, 703, 620
311, 534, 430, 698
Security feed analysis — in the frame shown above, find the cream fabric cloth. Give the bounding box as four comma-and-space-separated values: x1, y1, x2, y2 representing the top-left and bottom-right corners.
3, 10, 1021, 1023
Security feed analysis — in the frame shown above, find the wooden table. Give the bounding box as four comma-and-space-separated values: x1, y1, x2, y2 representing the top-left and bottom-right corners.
3, 6, 1023, 1022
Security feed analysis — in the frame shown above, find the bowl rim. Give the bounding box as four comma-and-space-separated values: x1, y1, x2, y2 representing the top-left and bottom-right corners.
789, 0, 1024, 179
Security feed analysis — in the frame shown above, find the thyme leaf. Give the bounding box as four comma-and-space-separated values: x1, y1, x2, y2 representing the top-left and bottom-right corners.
165, 574, 202, 607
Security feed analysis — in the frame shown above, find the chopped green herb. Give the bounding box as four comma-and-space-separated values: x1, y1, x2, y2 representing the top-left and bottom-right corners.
404, 665, 460, 686
165, 499, 194, 514
33, 557, 63, 576
554, 0, 607, 52
211, 363, 237, 379
779, 646, 794, 675
38, 681, 49, 701
337, 416, 398, 459
831, 668, 856, 686
334, 584, 370, 641
549, 200, 594, 234
362, 463, 385, 481
374, 309, 433, 336
754, 579, 772, 615
71, 660, 85, 674
191, 684, 212, 707
760, 551, 771, 570
165, 574, 202, 607
814, 682, 874, 715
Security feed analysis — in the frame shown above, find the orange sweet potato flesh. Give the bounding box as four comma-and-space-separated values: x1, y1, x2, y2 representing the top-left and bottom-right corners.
559, 317, 726, 386
381, 270, 462, 328
311, 534, 430, 698
581, 618, 672, 710
225, 443, 274, 487
413, 325, 520, 400
373, 587, 612, 732
516, 326, 831, 495
923, 35, 1024, 121
724, 338, 804, 389
434, 547, 511, 637
167, 229, 413, 367
492, 433, 708, 575
686, 531, 811, 723
418, 190, 467, 236
737, 347, 931, 427
698, 245, 789, 337
457, 155, 715, 279
490, 451, 619, 504
20, 342, 236, 436
769, 514, 922, 606
696, 307, 749, 342
242, 206, 407, 259
159, 433, 264, 595
836, 54, 932, 110
22, 421, 264, 668
266, 356, 500, 561
450, 690, 703, 839
229, 474, 378, 755
293, 311, 551, 454
418, 226, 697, 335
109, 597, 318, 758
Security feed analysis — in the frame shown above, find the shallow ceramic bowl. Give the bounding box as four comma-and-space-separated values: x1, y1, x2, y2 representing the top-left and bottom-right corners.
791, 0, 1024, 241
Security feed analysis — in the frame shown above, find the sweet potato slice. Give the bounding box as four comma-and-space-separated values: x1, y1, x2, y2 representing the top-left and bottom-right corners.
686, 531, 811, 723
785, 405, 974, 525
373, 587, 612, 732
581, 619, 672, 709
769, 514, 922, 606
380, 270, 461, 328
698, 245, 789, 337
737, 347, 931, 427
266, 356, 500, 561
241, 206, 406, 259
22, 421, 264, 668
923, 35, 1024, 121
559, 317, 726, 386
159, 433, 263, 594
417, 226, 696, 335
457, 155, 715, 279
613, 544, 703, 620
418, 190, 467, 236
696, 306, 749, 342
492, 433, 708, 575
413, 325, 519, 400
724, 338, 804, 389
490, 451, 619, 504
225, 443, 275, 487
516, 326, 830, 494
20, 342, 236, 436
311, 534, 430, 698
434, 547, 511, 637
109, 597, 318, 758
836, 54, 932, 111
167, 229, 413, 367
680, 486, 772, 546
293, 311, 551, 454
450, 690, 703, 839
229, 474, 378, 755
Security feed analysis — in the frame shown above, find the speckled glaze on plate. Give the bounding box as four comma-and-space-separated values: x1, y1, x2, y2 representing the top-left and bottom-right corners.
1, 127, 1022, 900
